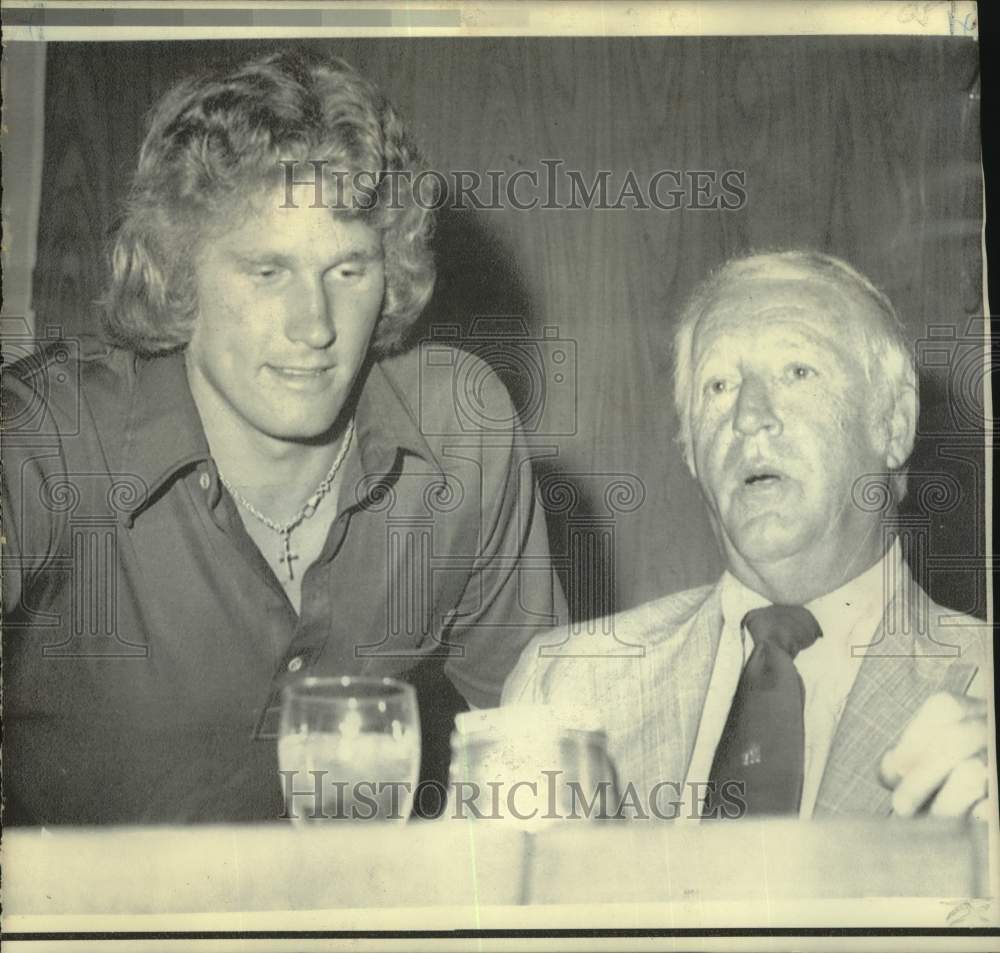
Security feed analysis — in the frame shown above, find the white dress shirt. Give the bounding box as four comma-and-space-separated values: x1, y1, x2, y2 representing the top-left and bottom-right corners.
682, 542, 904, 821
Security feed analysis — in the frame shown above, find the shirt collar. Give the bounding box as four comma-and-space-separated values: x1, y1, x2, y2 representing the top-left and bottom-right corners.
719, 569, 771, 636
122, 350, 211, 515
719, 540, 903, 650
806, 541, 902, 651
353, 357, 446, 484
122, 351, 444, 522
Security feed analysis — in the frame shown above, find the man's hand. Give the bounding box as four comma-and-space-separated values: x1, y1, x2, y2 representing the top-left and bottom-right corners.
879, 692, 991, 820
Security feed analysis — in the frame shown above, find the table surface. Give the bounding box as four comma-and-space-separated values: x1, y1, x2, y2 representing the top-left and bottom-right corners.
3, 817, 997, 932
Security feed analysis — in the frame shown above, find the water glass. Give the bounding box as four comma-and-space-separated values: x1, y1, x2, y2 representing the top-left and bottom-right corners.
278, 675, 420, 825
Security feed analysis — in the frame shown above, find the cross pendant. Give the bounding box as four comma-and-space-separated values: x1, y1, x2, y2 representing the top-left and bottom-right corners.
277, 531, 300, 581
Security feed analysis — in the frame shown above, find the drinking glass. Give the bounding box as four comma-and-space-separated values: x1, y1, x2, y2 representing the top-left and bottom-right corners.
278, 675, 420, 825
449, 705, 621, 829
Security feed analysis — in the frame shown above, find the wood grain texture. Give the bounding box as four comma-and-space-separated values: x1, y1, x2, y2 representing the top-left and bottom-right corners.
31, 37, 985, 617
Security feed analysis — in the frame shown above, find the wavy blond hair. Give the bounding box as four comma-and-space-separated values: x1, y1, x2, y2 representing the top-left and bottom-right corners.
102, 49, 435, 356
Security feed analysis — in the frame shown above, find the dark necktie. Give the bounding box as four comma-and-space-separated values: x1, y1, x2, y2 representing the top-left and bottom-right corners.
703, 605, 822, 819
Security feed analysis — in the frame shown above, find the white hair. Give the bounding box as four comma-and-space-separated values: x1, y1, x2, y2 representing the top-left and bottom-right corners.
672, 250, 918, 494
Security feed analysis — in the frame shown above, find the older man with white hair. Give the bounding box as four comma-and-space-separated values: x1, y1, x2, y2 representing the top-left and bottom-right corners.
504, 250, 991, 821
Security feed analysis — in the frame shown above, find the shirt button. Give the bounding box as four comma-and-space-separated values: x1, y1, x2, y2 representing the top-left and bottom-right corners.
199, 472, 211, 491
287, 656, 304, 673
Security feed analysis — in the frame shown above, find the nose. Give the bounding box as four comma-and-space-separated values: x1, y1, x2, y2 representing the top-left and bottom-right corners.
283, 276, 336, 349
733, 374, 782, 438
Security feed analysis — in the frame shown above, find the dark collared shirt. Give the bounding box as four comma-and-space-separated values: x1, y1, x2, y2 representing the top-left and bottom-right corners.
2, 339, 566, 825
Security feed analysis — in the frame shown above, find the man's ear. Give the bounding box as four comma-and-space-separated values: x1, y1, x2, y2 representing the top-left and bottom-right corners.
883, 379, 918, 471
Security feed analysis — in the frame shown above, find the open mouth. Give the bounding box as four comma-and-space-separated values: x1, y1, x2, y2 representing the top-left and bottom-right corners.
743, 470, 783, 487
269, 365, 334, 378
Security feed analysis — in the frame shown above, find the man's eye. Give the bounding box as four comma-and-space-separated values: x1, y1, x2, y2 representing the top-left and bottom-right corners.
335, 265, 366, 280
705, 379, 729, 395
788, 364, 817, 381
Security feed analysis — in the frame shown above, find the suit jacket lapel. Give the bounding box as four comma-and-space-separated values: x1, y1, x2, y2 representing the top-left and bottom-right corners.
658, 585, 725, 787
617, 584, 725, 793
813, 579, 981, 818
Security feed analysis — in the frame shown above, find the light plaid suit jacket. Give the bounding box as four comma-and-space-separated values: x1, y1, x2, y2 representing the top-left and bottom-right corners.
502, 570, 990, 817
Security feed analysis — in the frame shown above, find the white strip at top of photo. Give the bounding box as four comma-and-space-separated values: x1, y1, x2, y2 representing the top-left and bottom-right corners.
0, 0, 981, 43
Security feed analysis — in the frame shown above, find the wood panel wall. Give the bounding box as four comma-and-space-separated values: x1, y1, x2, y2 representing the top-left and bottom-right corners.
29, 37, 986, 618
